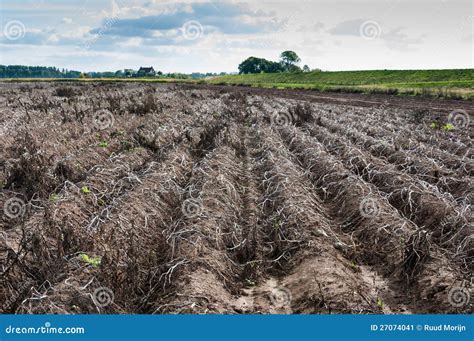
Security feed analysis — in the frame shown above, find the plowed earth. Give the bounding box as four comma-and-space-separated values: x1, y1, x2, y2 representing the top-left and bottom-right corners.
1, 82, 472, 314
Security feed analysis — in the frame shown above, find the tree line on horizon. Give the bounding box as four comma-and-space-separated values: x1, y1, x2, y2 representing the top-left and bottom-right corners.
0, 65, 82, 78
0, 65, 231, 79
1, 52, 311, 79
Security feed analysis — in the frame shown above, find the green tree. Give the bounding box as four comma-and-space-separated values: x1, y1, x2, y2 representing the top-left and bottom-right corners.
302, 65, 310, 72
280, 51, 301, 71
238, 57, 283, 74
124, 69, 135, 77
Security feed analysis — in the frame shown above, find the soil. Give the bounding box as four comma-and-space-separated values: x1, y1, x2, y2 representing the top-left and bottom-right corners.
0, 82, 472, 314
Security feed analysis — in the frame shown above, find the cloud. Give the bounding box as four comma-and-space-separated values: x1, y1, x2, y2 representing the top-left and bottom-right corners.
89, 2, 280, 43
1, 0, 471, 72
0, 25, 91, 46
382, 27, 423, 51
328, 19, 366, 37
328, 19, 423, 50
0, 2, 280, 48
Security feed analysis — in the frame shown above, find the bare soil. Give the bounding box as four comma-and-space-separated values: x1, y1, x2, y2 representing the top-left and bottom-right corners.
0, 82, 472, 314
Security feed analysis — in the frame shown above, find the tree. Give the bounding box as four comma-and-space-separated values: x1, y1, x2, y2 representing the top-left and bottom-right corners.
124, 69, 135, 77
302, 65, 310, 72
280, 51, 301, 71
238, 57, 283, 74
0, 65, 81, 78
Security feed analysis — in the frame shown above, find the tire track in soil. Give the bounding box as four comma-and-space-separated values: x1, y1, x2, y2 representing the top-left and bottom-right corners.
234, 119, 265, 289
232, 121, 296, 314
183, 83, 474, 113
232, 118, 273, 313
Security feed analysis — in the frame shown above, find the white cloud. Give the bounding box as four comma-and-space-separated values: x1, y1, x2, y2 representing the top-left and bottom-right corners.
0, 0, 471, 72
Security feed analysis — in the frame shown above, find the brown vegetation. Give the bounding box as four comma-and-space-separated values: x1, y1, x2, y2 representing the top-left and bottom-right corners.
0, 82, 472, 314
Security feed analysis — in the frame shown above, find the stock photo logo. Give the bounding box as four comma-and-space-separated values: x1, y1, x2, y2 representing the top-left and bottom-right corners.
92, 287, 115, 308
271, 111, 293, 127
359, 20, 381, 40
3, 20, 26, 41
359, 197, 380, 218
181, 20, 204, 41
181, 198, 203, 219
269, 287, 292, 309
3, 197, 26, 219
448, 110, 470, 129
92, 109, 115, 130
448, 287, 470, 308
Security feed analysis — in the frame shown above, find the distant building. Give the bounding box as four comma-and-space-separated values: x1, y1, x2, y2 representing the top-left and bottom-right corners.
136, 67, 156, 77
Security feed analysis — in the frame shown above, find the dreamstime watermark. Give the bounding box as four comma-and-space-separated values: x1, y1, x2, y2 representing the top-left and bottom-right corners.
271, 111, 293, 127
359, 20, 381, 40
378, 100, 389, 112
181, 20, 204, 40
359, 197, 380, 218
92, 287, 114, 308
5, 322, 85, 335
247, 127, 262, 142
3, 20, 26, 41
3, 197, 26, 219
269, 287, 292, 308
447, 286, 470, 308
181, 198, 203, 219
448, 109, 470, 129
92, 110, 115, 130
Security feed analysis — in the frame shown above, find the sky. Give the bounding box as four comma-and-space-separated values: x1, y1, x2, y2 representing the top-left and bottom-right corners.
0, 0, 472, 73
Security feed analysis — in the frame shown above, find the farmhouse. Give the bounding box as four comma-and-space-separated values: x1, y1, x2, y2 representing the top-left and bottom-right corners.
136, 67, 156, 77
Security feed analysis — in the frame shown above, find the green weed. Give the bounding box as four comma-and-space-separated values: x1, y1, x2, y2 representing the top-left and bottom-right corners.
80, 253, 101, 267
